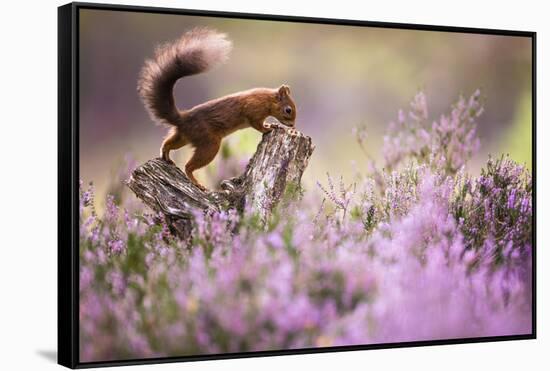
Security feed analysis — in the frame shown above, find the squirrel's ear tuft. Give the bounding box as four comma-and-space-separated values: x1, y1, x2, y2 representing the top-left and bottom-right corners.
278, 84, 291, 100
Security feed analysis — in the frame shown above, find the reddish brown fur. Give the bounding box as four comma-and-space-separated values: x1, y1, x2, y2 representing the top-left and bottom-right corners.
138, 28, 297, 190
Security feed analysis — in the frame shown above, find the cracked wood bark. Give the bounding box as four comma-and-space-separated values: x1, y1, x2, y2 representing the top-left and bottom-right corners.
126, 126, 314, 239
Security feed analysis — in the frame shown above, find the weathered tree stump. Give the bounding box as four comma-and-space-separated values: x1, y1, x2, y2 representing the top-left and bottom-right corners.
126, 126, 314, 239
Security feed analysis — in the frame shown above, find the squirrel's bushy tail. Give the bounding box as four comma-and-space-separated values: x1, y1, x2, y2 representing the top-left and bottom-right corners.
137, 28, 232, 126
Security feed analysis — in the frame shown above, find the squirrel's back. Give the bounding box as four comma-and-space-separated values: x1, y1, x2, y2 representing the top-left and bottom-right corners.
137, 28, 233, 127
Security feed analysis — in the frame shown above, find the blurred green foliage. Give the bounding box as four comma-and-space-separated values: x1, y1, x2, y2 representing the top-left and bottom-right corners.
499, 92, 532, 169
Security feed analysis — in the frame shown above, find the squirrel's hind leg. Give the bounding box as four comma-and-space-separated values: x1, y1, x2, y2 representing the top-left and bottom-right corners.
184, 139, 221, 191
161, 128, 189, 164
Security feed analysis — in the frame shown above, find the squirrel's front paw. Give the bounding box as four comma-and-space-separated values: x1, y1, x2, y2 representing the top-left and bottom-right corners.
263, 122, 275, 131
286, 128, 300, 137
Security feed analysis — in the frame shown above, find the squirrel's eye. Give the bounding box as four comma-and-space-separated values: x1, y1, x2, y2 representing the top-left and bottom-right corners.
285, 106, 292, 115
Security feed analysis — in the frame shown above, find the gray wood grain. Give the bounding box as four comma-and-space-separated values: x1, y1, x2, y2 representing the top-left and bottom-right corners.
126, 126, 314, 240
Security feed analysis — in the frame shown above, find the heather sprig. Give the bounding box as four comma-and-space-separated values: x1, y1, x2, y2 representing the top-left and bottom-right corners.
383, 90, 482, 175
317, 173, 356, 223
451, 155, 532, 266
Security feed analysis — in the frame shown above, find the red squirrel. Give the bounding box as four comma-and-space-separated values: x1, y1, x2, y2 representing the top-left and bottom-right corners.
137, 28, 297, 190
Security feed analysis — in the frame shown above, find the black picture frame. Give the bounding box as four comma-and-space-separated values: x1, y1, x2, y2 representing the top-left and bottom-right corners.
58, 2, 537, 369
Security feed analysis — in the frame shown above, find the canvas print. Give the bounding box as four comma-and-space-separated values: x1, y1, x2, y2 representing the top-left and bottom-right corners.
77, 7, 533, 363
